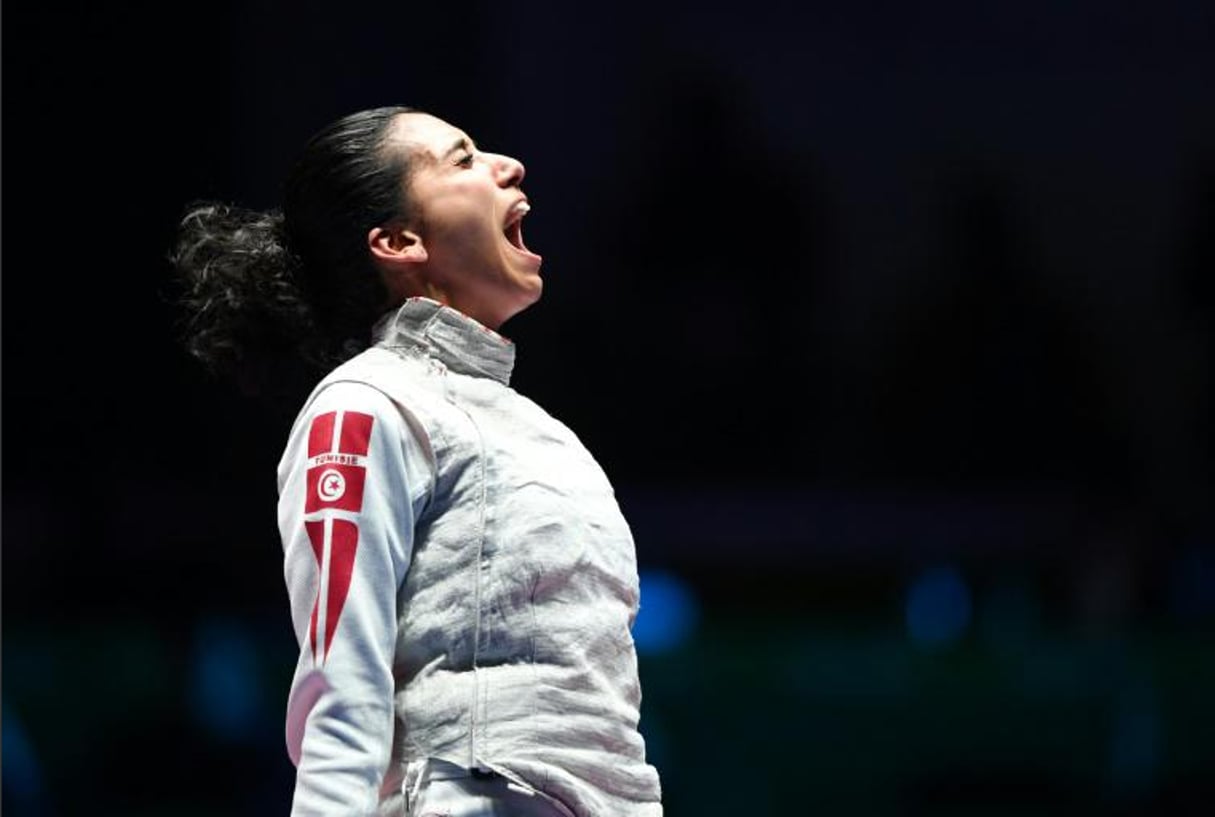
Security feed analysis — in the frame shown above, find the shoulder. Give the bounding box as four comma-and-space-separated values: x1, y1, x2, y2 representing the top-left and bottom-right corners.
279, 381, 404, 473
277, 375, 437, 498
322, 346, 427, 390
282, 351, 417, 457
307, 379, 399, 419
298, 347, 423, 431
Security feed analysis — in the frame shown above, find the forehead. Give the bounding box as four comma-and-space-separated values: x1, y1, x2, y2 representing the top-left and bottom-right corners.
387, 112, 472, 165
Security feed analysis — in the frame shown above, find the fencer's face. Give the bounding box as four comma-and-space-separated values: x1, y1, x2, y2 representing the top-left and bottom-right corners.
390, 112, 542, 329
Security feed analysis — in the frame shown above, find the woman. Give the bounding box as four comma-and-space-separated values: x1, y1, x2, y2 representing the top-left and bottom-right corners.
172, 107, 663, 816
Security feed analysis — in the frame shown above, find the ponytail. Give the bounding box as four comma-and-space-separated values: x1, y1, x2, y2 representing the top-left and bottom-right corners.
169, 105, 416, 400
170, 202, 323, 398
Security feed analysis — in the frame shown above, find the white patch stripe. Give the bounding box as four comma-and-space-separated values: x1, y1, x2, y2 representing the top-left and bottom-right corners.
306, 452, 368, 468
329, 410, 343, 454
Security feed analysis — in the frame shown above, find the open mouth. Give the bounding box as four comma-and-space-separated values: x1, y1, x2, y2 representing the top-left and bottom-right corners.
503, 200, 539, 259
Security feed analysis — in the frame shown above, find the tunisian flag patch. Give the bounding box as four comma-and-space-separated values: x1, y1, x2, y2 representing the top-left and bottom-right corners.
305, 410, 374, 513
302, 409, 374, 662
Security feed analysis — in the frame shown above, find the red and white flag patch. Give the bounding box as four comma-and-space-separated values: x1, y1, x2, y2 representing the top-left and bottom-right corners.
305, 411, 374, 513
302, 410, 374, 663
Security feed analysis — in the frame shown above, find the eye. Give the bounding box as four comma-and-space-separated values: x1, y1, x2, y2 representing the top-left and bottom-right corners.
455, 152, 475, 168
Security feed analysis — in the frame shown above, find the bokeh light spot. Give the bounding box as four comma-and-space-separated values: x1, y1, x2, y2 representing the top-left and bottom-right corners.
1, 703, 46, 811
188, 617, 263, 742
633, 569, 699, 655
905, 564, 972, 650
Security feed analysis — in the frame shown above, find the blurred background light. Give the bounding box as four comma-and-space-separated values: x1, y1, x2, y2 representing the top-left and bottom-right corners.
1, 702, 50, 815
905, 564, 972, 650
188, 616, 264, 743
632, 569, 700, 655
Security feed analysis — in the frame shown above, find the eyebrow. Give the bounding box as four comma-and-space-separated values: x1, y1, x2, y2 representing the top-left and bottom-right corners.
441, 136, 476, 160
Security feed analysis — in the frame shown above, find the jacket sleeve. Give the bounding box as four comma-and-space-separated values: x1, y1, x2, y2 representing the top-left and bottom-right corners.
275, 380, 434, 816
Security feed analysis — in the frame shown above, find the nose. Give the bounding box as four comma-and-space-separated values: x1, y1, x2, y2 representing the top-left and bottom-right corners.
490, 153, 525, 188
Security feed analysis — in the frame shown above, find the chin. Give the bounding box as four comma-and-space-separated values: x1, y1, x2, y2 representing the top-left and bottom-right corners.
497, 287, 543, 328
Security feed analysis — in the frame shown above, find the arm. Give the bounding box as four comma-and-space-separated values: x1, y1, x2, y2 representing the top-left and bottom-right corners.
276, 380, 433, 816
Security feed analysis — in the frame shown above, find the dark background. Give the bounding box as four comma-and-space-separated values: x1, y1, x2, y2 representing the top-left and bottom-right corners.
3, 1, 1213, 814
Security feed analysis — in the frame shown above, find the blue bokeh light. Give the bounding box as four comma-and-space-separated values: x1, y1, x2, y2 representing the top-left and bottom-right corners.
905, 564, 972, 649
632, 569, 699, 655
1, 702, 47, 813
188, 617, 263, 742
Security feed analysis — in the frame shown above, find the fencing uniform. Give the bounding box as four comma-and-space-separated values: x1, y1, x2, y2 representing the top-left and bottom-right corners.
277, 298, 663, 816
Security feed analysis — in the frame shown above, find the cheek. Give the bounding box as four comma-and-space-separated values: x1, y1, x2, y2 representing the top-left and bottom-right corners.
429, 190, 497, 241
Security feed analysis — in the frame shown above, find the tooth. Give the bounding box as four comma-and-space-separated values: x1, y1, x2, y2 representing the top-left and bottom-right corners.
515, 202, 530, 215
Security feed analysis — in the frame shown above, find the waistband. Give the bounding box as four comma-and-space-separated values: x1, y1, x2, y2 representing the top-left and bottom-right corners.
405, 757, 577, 817
414, 757, 501, 783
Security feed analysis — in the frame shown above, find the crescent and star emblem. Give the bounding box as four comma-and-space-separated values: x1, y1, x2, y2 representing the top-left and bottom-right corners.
317, 468, 347, 502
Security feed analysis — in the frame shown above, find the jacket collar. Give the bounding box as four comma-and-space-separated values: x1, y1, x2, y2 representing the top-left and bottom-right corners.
372, 298, 515, 385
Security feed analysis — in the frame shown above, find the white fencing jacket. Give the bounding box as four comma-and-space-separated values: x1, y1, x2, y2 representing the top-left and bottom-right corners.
277, 298, 662, 816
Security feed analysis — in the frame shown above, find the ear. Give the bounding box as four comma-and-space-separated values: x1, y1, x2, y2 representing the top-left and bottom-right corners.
368, 225, 428, 266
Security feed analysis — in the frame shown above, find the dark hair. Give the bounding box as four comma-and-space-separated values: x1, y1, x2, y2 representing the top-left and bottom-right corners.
170, 105, 416, 397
